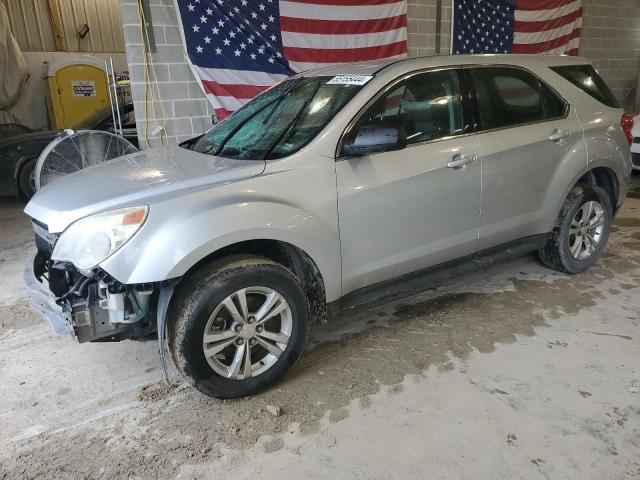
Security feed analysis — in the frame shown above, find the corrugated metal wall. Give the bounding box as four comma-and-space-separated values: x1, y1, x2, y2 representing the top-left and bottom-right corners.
1, 0, 124, 52
2, 0, 55, 51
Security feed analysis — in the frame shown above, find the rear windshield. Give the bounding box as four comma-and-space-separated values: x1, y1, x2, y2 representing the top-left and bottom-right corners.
192, 76, 364, 160
550, 65, 620, 108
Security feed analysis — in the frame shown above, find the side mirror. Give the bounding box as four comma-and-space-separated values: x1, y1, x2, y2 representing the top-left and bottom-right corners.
342, 125, 407, 157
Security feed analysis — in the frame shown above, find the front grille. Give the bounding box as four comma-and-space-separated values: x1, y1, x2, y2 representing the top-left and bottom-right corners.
634, 136, 640, 144
633, 152, 640, 167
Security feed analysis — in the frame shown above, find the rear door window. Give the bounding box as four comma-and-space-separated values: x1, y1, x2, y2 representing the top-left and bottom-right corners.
550, 64, 620, 108
468, 67, 566, 131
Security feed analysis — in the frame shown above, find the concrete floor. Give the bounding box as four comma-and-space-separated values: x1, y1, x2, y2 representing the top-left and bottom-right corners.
1, 181, 640, 479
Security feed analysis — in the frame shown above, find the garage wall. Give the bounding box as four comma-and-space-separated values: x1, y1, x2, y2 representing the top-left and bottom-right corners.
579, 0, 640, 112
2, 0, 125, 52
120, 0, 639, 148
407, 0, 451, 58
3, 0, 129, 129
119, 0, 216, 148
1, 0, 54, 51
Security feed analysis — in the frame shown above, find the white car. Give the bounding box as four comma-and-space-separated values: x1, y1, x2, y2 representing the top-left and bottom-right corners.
631, 114, 640, 169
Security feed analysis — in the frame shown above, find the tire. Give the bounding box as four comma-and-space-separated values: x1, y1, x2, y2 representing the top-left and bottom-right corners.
539, 184, 612, 274
169, 255, 309, 398
18, 157, 37, 199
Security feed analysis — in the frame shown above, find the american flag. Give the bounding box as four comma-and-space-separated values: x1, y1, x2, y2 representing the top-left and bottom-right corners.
175, 0, 408, 120
452, 0, 582, 56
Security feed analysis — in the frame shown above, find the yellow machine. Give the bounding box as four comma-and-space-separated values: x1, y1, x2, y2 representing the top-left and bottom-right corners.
44, 56, 109, 129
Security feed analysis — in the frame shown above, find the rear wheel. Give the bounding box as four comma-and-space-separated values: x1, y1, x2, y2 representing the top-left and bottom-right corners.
169, 256, 309, 398
539, 184, 612, 273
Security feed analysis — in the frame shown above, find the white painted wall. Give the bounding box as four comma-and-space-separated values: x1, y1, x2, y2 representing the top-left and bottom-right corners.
8, 51, 128, 130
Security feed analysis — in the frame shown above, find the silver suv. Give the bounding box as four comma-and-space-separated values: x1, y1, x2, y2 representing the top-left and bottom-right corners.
24, 55, 632, 398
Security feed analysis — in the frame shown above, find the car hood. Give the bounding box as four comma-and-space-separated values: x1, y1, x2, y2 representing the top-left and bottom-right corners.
24, 145, 266, 233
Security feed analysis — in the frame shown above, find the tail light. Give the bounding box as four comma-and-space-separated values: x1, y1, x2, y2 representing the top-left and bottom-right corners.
621, 113, 634, 145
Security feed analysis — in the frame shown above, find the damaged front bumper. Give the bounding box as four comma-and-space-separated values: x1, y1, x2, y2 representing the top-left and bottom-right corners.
24, 253, 159, 343
24, 217, 175, 379
24, 218, 172, 347
24, 263, 73, 336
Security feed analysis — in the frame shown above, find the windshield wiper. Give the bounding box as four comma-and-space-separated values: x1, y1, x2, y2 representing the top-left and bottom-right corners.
212, 102, 273, 156
263, 81, 322, 160
262, 78, 303, 125
212, 79, 302, 157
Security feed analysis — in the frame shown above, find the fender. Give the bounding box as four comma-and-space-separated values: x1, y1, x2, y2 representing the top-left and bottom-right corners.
98, 150, 342, 300
583, 124, 631, 204
100, 196, 342, 302
538, 121, 629, 232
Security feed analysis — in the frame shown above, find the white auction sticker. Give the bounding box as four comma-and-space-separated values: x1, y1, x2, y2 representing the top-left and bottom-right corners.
327, 75, 373, 86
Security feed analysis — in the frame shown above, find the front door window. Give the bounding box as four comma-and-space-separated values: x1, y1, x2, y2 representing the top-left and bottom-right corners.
346, 69, 465, 149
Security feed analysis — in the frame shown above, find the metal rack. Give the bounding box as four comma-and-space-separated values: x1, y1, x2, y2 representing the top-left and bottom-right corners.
105, 58, 132, 137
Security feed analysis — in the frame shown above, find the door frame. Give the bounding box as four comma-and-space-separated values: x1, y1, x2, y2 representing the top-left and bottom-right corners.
334, 63, 569, 162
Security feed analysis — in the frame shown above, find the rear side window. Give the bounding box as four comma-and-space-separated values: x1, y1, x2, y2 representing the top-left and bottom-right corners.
469, 67, 566, 131
551, 65, 620, 108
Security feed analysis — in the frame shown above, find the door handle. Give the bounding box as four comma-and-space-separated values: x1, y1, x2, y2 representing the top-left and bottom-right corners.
447, 153, 477, 169
549, 129, 570, 142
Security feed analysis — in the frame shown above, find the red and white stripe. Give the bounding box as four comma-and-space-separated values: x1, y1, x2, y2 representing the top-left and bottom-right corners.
512, 0, 582, 55
194, 66, 288, 120
279, 0, 408, 72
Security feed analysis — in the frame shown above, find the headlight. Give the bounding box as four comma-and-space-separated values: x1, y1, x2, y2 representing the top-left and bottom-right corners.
52, 206, 148, 271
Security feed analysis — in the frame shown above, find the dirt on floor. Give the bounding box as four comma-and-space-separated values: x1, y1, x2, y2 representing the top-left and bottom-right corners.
0, 197, 639, 479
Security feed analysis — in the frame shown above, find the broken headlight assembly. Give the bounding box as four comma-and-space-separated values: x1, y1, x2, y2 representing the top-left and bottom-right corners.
52, 205, 148, 273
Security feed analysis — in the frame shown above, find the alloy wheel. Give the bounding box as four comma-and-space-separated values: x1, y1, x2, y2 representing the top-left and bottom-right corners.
568, 200, 605, 260
202, 287, 292, 380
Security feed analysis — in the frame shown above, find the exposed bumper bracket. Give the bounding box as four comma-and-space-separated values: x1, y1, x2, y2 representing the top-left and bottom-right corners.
24, 264, 73, 336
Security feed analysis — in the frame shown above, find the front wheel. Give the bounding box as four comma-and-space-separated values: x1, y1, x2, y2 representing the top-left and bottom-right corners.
539, 184, 612, 274
169, 256, 309, 398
